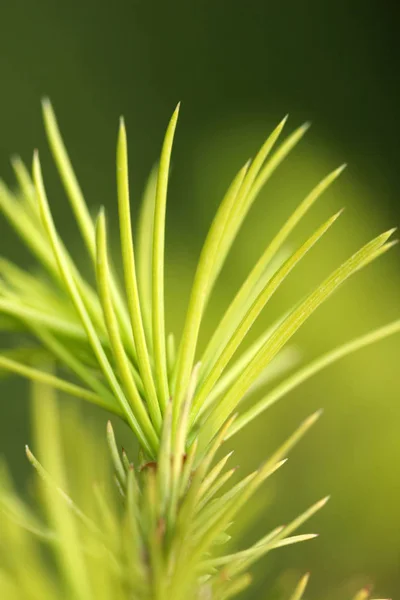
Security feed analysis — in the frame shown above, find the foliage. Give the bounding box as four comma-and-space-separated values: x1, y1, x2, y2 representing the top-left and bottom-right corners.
0, 101, 398, 599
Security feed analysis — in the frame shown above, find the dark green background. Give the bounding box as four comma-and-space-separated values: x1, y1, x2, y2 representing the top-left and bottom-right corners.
0, 1, 399, 598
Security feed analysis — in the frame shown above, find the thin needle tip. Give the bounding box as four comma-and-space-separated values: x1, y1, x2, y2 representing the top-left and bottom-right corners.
41, 96, 51, 110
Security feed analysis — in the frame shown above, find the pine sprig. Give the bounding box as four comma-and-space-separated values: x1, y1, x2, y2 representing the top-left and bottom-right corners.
0, 101, 398, 599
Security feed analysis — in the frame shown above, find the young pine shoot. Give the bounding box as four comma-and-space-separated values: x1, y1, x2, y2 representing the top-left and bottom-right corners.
0, 100, 398, 599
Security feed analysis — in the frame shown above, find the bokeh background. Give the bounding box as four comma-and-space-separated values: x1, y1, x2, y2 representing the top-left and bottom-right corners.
0, 1, 399, 598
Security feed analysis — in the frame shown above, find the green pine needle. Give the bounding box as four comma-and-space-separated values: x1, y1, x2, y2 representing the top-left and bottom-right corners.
0, 101, 398, 600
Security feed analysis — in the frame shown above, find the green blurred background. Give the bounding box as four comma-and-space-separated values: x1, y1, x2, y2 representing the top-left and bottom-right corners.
0, 1, 399, 598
